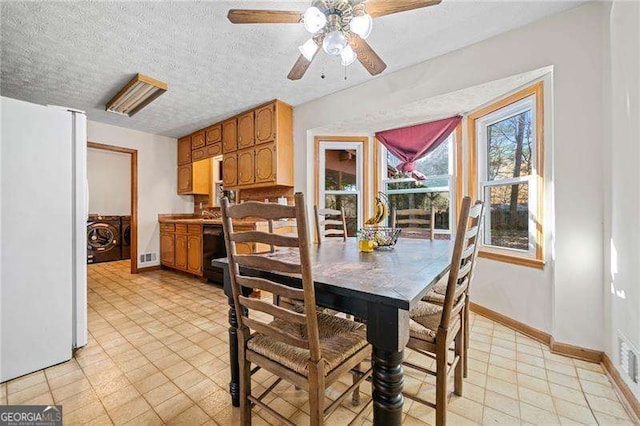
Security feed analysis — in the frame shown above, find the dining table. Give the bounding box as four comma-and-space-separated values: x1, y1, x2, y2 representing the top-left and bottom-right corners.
213, 237, 453, 426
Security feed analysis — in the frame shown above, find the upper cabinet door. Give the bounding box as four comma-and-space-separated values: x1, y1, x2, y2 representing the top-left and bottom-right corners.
222, 119, 237, 153
237, 149, 255, 186
255, 143, 276, 183
237, 111, 255, 150
223, 154, 238, 187
255, 103, 276, 145
206, 124, 222, 145
178, 136, 192, 165
177, 164, 193, 194
191, 131, 205, 150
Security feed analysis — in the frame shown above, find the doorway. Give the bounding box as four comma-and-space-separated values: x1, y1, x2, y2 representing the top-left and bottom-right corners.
87, 141, 138, 274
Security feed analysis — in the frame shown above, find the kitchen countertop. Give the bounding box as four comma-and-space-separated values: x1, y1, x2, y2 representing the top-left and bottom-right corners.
158, 214, 284, 227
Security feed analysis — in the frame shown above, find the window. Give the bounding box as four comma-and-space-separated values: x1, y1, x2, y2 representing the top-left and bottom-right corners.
381, 135, 455, 236
469, 82, 544, 268
316, 138, 368, 237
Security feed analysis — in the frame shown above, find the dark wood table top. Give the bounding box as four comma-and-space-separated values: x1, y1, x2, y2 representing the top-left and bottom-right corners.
213, 238, 453, 310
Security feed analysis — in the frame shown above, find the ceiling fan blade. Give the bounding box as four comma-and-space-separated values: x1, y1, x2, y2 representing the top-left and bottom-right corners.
287, 54, 316, 81
227, 9, 302, 24
363, 0, 442, 18
348, 34, 387, 76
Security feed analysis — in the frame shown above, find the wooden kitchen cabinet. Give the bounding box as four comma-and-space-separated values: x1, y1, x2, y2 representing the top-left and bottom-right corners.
178, 136, 192, 165
222, 118, 237, 153
206, 124, 222, 145
177, 159, 210, 195
206, 143, 222, 158
175, 234, 188, 270
187, 234, 202, 274
160, 232, 175, 266
237, 148, 255, 186
255, 143, 276, 183
191, 130, 205, 150
223, 154, 238, 187
237, 111, 254, 150
255, 103, 275, 145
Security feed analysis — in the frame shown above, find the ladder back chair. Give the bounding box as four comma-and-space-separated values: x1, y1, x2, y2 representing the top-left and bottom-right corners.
221, 193, 372, 426
314, 206, 348, 243
401, 196, 475, 426
423, 200, 484, 377
391, 207, 436, 240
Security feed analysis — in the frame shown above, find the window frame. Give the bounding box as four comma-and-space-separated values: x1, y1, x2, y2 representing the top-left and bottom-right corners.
380, 135, 456, 235
468, 81, 545, 269
314, 136, 370, 241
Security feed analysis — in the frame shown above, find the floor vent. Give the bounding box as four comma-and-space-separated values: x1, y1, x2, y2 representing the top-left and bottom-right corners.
139, 252, 157, 264
618, 333, 639, 386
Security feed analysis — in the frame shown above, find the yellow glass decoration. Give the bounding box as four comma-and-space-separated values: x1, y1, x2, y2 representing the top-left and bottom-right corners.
359, 239, 375, 253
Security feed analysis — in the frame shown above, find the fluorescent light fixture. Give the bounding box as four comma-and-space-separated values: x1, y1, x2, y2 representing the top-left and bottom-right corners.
340, 45, 357, 66
350, 13, 373, 39
106, 73, 167, 117
299, 38, 319, 61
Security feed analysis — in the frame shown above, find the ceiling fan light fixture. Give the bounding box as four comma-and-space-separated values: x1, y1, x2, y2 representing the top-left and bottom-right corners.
340, 45, 357, 66
350, 13, 373, 39
298, 38, 319, 61
303, 6, 326, 33
323, 30, 347, 56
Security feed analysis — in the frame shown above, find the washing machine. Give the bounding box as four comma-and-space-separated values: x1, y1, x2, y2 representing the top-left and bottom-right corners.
87, 215, 121, 264
120, 216, 131, 260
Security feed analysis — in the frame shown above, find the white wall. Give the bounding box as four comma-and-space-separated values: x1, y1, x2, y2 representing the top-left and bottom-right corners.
293, 3, 607, 350
604, 0, 640, 398
87, 148, 131, 216
87, 121, 192, 268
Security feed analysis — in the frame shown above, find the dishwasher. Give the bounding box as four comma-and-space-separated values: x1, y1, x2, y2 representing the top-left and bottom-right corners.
202, 224, 227, 284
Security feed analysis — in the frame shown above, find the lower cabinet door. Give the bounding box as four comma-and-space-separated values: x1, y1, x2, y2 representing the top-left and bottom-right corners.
160, 233, 175, 266
175, 234, 188, 270
187, 235, 202, 274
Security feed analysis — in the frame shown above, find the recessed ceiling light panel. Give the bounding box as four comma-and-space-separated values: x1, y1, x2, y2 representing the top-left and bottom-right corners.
106, 73, 167, 117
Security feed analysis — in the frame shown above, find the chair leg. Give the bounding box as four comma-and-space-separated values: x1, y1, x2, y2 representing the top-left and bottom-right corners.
351, 363, 361, 406
239, 344, 252, 425
436, 330, 448, 426
454, 326, 464, 396
309, 362, 325, 426
464, 299, 470, 378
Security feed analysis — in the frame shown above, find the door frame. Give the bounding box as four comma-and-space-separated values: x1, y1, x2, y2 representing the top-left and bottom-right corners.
87, 141, 138, 274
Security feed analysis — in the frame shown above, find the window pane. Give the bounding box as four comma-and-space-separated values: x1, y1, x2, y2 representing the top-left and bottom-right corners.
388, 191, 450, 231
484, 182, 529, 251
325, 194, 358, 237
325, 149, 357, 191
387, 137, 450, 178
487, 110, 533, 181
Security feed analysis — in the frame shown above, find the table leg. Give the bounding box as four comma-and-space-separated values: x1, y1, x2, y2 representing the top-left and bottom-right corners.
227, 293, 240, 407
367, 303, 410, 426
372, 348, 405, 425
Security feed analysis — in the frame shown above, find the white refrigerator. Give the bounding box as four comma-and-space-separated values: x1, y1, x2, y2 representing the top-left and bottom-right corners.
1, 96, 88, 382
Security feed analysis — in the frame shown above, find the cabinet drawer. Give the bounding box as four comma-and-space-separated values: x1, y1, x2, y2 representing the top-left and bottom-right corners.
160, 223, 175, 233
206, 143, 222, 157
192, 148, 206, 161
175, 224, 188, 234
188, 224, 201, 234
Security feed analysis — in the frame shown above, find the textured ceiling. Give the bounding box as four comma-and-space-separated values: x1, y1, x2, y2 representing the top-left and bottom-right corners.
314, 68, 552, 134
1, 1, 581, 138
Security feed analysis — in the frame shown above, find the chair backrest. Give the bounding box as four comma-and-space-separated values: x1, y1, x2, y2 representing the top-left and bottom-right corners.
392, 208, 436, 241
314, 206, 347, 243
221, 193, 321, 363
268, 219, 297, 253
439, 197, 484, 329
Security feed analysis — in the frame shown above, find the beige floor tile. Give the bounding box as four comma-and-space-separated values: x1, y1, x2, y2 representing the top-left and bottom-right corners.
107, 395, 153, 424
579, 379, 619, 401
482, 406, 521, 425
7, 381, 51, 405
166, 404, 211, 425
64, 400, 109, 425
484, 390, 520, 418
518, 373, 550, 394
548, 383, 588, 406
553, 398, 597, 424
101, 383, 140, 412
584, 393, 631, 419
518, 387, 556, 413
7, 371, 47, 394
519, 401, 561, 425
486, 376, 518, 399
59, 388, 101, 415
591, 409, 637, 425
155, 393, 194, 422
449, 395, 484, 423
143, 381, 181, 407
576, 368, 610, 386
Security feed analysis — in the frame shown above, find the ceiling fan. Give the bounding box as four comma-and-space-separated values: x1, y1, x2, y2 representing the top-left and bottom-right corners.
227, 0, 442, 80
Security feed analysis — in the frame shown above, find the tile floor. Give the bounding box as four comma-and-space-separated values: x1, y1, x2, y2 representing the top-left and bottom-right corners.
1, 260, 637, 425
